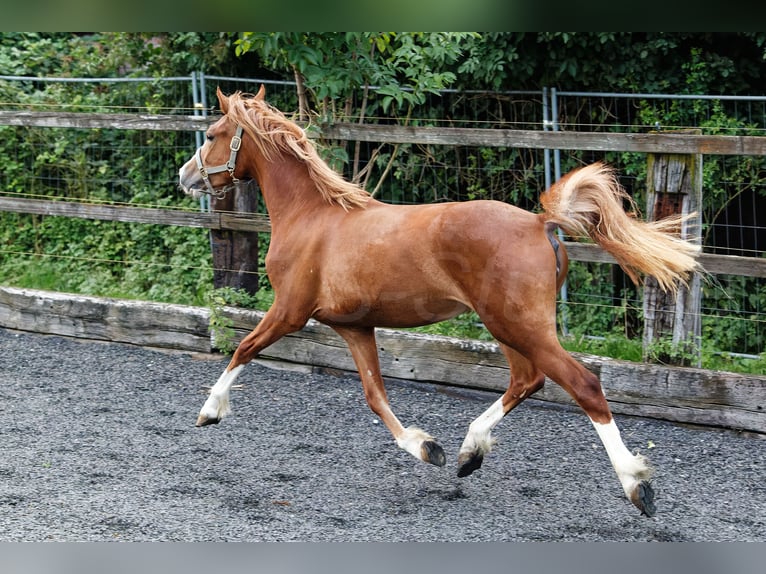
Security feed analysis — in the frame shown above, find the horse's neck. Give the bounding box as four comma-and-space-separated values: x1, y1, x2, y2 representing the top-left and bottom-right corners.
256, 156, 327, 225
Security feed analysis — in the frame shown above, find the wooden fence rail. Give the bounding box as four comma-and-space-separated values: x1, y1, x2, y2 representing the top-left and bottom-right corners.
0, 111, 208, 131
322, 122, 766, 155
2, 110, 766, 155
0, 196, 272, 233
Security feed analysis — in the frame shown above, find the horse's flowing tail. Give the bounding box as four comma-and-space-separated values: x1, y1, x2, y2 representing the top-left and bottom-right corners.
540, 162, 702, 294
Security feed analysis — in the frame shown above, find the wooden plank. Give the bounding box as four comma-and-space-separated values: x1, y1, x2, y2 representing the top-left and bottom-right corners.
323, 122, 766, 156
218, 212, 272, 233
2, 111, 765, 155
562, 241, 766, 279
591, 360, 766, 431
0, 110, 211, 131
0, 196, 272, 232
562, 242, 619, 265
0, 196, 212, 227
226, 307, 512, 391
696, 252, 766, 277
0, 286, 211, 352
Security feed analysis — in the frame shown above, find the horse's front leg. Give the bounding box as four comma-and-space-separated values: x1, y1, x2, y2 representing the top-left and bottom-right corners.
332, 325, 446, 467
197, 305, 306, 426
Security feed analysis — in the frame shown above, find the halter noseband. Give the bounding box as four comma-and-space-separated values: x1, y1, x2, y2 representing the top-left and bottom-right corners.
194, 125, 244, 199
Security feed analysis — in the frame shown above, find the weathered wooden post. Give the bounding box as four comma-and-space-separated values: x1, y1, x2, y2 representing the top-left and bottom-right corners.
210, 180, 261, 294
643, 130, 703, 366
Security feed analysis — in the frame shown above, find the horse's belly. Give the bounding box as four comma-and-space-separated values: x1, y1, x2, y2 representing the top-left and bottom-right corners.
314, 291, 470, 328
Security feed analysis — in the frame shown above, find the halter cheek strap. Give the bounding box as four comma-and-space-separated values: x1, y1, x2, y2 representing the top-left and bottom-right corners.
195, 125, 244, 198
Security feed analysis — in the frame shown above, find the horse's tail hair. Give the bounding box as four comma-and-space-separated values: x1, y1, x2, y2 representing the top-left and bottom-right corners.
540, 162, 702, 294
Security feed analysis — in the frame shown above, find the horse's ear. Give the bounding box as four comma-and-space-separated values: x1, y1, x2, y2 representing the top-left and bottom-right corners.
216, 87, 229, 114
255, 84, 266, 100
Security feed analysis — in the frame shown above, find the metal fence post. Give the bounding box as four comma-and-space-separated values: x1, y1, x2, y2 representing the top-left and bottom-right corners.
191, 71, 210, 213
546, 86, 569, 336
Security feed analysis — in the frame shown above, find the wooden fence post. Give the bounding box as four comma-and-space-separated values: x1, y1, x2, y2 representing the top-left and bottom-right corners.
643, 130, 703, 366
210, 180, 261, 294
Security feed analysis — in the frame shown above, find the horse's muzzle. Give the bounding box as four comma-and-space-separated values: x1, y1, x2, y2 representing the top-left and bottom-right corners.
178, 158, 205, 198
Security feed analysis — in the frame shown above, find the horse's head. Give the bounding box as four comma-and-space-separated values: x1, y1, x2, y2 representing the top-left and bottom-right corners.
178, 86, 264, 199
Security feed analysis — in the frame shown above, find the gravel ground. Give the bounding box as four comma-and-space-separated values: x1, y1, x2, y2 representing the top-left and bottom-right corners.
0, 327, 764, 542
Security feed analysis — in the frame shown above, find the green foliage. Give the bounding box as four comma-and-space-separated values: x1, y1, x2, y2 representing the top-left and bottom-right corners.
408, 311, 493, 342
235, 32, 477, 117
0, 33, 216, 308
234, 32, 481, 195
0, 213, 213, 305
702, 275, 766, 358
702, 351, 766, 375
0, 33, 74, 76
643, 336, 702, 368
560, 332, 644, 363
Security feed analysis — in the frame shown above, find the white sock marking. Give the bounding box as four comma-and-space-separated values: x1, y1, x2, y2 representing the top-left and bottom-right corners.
199, 365, 244, 421
592, 419, 652, 498
459, 397, 505, 458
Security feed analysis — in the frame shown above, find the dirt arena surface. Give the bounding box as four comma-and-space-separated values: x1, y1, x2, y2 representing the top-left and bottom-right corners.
1, 328, 763, 541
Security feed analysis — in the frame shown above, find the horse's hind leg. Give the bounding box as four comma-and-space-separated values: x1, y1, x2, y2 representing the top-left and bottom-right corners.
332, 325, 446, 467
520, 339, 656, 516
457, 344, 545, 477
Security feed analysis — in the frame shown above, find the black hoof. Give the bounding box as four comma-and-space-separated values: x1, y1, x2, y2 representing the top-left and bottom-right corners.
195, 414, 220, 427
456, 452, 484, 478
632, 480, 656, 517
422, 440, 446, 467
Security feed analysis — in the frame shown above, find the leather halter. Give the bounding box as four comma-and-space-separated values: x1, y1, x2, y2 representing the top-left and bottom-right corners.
194, 125, 244, 199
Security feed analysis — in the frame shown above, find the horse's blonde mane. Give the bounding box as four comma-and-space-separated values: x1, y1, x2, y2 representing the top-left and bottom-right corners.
226, 91, 370, 210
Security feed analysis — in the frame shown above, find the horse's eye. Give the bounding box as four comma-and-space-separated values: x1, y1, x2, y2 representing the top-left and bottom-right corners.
206, 133, 214, 142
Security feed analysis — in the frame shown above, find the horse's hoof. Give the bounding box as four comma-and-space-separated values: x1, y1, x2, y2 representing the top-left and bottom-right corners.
195, 413, 220, 427
421, 440, 446, 467
456, 451, 484, 478
631, 480, 656, 517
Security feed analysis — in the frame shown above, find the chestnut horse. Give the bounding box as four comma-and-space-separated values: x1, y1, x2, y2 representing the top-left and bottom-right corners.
178, 87, 701, 516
